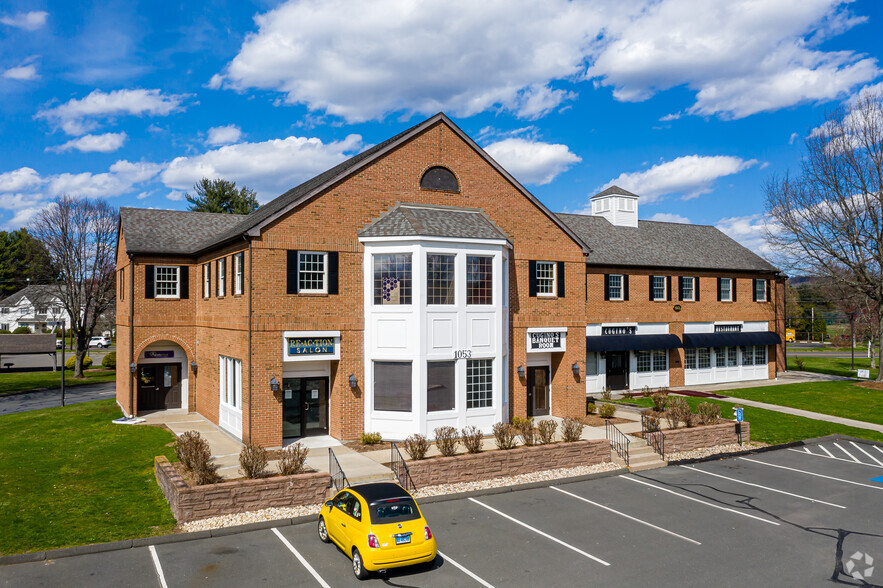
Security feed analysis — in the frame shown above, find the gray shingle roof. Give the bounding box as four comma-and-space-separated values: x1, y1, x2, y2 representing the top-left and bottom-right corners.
359, 203, 510, 241
0, 333, 56, 354
592, 185, 638, 199
556, 214, 778, 272
120, 208, 247, 255
0, 285, 62, 308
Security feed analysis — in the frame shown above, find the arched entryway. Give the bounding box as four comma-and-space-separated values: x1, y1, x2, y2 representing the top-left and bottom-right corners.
136, 341, 189, 411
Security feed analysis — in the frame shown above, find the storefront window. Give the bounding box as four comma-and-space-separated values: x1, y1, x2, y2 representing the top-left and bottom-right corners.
466, 256, 493, 305
427, 254, 455, 305
373, 254, 412, 305
636, 351, 651, 372
374, 361, 412, 412
652, 350, 666, 371
427, 361, 455, 412
727, 347, 738, 367
685, 348, 697, 369
698, 347, 711, 369
715, 347, 726, 368
466, 359, 492, 408
741, 346, 754, 366
755, 345, 767, 365
585, 352, 598, 376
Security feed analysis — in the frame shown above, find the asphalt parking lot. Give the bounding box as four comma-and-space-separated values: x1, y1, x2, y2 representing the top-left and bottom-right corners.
3, 438, 883, 587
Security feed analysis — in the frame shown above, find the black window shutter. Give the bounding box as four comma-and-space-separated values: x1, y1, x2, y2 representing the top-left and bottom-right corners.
556, 261, 565, 298
667, 276, 672, 301
649, 275, 654, 301
753, 279, 758, 302
528, 261, 537, 297
287, 250, 299, 294
695, 277, 700, 301
180, 266, 189, 299
145, 265, 155, 299
717, 277, 722, 301
766, 279, 771, 302
328, 251, 339, 295
604, 274, 610, 301
678, 276, 684, 301
732, 278, 737, 302
624, 274, 630, 301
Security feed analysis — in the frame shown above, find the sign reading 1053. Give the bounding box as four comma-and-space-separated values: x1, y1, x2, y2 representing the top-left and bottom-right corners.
454, 350, 472, 359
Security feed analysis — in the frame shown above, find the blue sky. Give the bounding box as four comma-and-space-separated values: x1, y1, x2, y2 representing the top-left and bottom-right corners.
1, 0, 881, 255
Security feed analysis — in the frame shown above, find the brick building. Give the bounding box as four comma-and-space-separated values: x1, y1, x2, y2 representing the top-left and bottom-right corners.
116, 113, 784, 446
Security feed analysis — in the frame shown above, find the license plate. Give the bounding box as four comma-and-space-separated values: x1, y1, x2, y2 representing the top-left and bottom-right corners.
394, 534, 411, 545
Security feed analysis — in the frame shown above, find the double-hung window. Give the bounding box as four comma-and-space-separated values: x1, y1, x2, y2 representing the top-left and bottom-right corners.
155, 266, 180, 298
219, 356, 242, 409
217, 258, 226, 296
607, 274, 623, 300
298, 251, 327, 293
680, 277, 694, 301
466, 359, 493, 409
203, 263, 211, 298
427, 254, 455, 305
234, 253, 244, 295
373, 254, 412, 305
651, 276, 666, 301
719, 278, 733, 301
754, 279, 767, 302
466, 256, 493, 305
536, 261, 556, 296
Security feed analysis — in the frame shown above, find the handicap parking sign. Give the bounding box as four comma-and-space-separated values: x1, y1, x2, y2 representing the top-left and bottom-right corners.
735, 407, 743, 422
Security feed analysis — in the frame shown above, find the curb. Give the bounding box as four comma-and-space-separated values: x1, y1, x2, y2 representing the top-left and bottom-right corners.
665, 440, 805, 466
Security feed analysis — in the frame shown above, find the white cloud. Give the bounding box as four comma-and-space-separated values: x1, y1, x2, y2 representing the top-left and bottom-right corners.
483, 138, 581, 185
0, 11, 48, 31
36, 88, 187, 135
216, 0, 612, 122
716, 213, 777, 256
646, 212, 690, 223
789, 132, 800, 145
166, 191, 185, 201
0, 168, 43, 192
601, 155, 758, 203
3, 63, 38, 81
47, 132, 128, 154
206, 125, 243, 146
161, 134, 364, 200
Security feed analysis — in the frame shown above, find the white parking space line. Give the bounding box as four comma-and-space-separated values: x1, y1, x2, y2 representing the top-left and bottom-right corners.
875, 445, 883, 457
833, 442, 861, 463
739, 457, 883, 491
680, 465, 845, 509
787, 448, 883, 469
437, 550, 496, 588
819, 445, 836, 458
550, 486, 701, 545
272, 528, 332, 588
468, 498, 611, 566
621, 475, 780, 526
850, 441, 883, 467
148, 546, 168, 588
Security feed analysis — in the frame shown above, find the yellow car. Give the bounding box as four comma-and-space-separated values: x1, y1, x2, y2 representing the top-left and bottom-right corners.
318, 482, 437, 580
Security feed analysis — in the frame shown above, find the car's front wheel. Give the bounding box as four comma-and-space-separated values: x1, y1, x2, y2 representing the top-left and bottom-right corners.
317, 517, 330, 543
352, 548, 370, 580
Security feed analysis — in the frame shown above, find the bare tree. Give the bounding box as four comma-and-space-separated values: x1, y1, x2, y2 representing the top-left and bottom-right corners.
765, 90, 883, 379
30, 196, 118, 378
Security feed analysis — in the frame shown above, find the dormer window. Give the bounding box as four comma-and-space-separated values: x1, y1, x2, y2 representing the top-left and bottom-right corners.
420, 166, 459, 192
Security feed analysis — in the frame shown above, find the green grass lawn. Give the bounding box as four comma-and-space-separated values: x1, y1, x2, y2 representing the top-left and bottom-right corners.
719, 380, 883, 426
788, 355, 879, 379
787, 345, 879, 353
0, 369, 116, 396
620, 396, 883, 446
0, 399, 177, 555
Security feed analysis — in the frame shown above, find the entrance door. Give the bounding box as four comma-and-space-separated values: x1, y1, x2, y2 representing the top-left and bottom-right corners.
526, 366, 550, 417
137, 364, 181, 410
282, 377, 330, 438
606, 352, 629, 390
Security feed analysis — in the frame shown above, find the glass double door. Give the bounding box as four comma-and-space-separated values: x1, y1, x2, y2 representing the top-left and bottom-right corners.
137, 364, 181, 410
282, 377, 329, 438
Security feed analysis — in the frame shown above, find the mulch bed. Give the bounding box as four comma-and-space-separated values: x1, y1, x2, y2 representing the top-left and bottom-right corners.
343, 440, 392, 453
582, 415, 632, 427
855, 381, 883, 390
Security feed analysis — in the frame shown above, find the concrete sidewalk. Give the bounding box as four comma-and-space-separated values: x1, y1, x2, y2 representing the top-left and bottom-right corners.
709, 395, 883, 433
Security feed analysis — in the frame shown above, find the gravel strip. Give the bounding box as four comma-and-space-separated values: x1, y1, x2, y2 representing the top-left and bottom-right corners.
178, 461, 620, 533
665, 442, 766, 462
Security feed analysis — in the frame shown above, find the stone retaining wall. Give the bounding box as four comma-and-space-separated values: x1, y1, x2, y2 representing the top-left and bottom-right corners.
659, 421, 750, 455
154, 457, 330, 523
405, 440, 610, 488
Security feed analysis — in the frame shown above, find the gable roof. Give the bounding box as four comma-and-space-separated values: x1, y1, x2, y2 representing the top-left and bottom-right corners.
556, 213, 778, 273
0, 285, 63, 308
0, 333, 56, 354
359, 203, 510, 242
591, 185, 638, 199
119, 208, 247, 255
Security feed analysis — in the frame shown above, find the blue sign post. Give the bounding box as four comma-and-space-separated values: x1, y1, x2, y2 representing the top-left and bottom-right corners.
735, 407, 743, 422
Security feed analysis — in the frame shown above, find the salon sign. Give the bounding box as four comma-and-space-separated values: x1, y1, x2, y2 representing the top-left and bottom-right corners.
283, 331, 341, 361
287, 337, 334, 356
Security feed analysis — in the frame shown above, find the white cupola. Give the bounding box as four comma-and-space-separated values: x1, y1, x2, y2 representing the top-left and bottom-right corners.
590, 185, 639, 228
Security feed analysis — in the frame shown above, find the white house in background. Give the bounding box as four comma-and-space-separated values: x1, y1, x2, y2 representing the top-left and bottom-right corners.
0, 285, 72, 332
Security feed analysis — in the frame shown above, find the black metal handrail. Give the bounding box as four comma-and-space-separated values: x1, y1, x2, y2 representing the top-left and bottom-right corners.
605, 420, 630, 467
390, 441, 416, 493
641, 414, 666, 458
329, 448, 349, 492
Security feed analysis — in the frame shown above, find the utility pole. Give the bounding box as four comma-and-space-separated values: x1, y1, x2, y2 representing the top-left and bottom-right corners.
810, 307, 814, 342
57, 321, 65, 406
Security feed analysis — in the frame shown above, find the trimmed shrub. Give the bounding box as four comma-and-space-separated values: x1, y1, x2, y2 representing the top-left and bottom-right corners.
65, 355, 93, 370
492, 422, 517, 450
537, 420, 557, 444
643, 412, 661, 430
278, 442, 309, 476
360, 432, 382, 445
101, 351, 116, 369
697, 402, 721, 425
461, 425, 483, 454
663, 408, 680, 430
12, 326, 31, 334
194, 458, 222, 486
175, 431, 204, 470
650, 390, 669, 412
622, 390, 636, 400
561, 417, 584, 442
239, 442, 268, 479
599, 403, 616, 419
0, 329, 11, 334
601, 386, 612, 401
514, 417, 538, 447
403, 434, 430, 460
667, 397, 692, 428
586, 402, 596, 415
434, 426, 459, 457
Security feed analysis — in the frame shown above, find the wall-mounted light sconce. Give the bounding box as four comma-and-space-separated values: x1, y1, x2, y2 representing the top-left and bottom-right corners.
190, 360, 198, 374
270, 376, 280, 392
571, 362, 580, 376
517, 365, 525, 379
130, 362, 136, 374
348, 374, 358, 388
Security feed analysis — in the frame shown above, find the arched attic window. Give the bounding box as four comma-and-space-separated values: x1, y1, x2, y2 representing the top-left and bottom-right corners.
420, 166, 459, 192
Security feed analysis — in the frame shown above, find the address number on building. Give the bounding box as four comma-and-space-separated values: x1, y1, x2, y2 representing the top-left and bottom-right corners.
454, 350, 472, 359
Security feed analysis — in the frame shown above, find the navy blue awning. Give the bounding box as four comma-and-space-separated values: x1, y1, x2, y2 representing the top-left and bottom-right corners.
585, 334, 682, 352
682, 331, 782, 348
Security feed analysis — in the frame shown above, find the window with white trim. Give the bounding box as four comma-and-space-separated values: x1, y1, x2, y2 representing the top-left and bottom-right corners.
219, 356, 242, 409
155, 266, 180, 298
720, 278, 733, 301
427, 361, 455, 412
652, 350, 666, 371
373, 254, 412, 305
298, 251, 327, 293
608, 274, 623, 300
698, 347, 711, 369
203, 263, 211, 298
374, 361, 412, 411
681, 276, 694, 301
754, 345, 767, 365
426, 254, 454, 305
636, 351, 652, 372
536, 261, 556, 296
466, 359, 493, 409
234, 253, 244, 295
217, 258, 226, 296
715, 347, 726, 368
466, 256, 493, 305
586, 352, 598, 376
740, 346, 754, 366
754, 279, 767, 302
652, 276, 666, 301
685, 348, 697, 369
727, 347, 738, 367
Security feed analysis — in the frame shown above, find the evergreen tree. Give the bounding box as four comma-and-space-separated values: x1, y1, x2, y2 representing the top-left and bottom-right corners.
0, 229, 57, 297
185, 178, 259, 215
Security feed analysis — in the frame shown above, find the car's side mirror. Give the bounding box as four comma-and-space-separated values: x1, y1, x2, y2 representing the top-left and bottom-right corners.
325, 500, 333, 508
